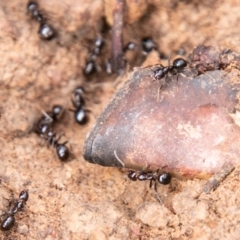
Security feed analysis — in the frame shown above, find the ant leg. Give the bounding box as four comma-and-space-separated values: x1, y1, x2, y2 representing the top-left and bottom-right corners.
68, 142, 73, 152
41, 110, 54, 124
149, 177, 162, 203
142, 163, 150, 172
60, 140, 68, 146
149, 179, 153, 189
154, 181, 163, 204
157, 86, 161, 102
168, 53, 171, 67
165, 73, 169, 83
45, 131, 57, 147
51, 133, 64, 148
151, 67, 158, 82
156, 82, 164, 102
55, 132, 62, 142
176, 73, 179, 83
153, 169, 160, 182
71, 98, 77, 108
84, 108, 96, 119
176, 74, 180, 91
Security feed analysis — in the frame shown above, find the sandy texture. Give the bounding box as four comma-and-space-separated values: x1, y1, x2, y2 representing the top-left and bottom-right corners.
1, 0, 240, 239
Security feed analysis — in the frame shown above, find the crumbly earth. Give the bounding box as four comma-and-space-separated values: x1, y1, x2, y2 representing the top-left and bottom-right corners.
1, 0, 240, 239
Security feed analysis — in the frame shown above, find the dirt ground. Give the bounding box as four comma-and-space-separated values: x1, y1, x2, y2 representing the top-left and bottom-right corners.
1, 0, 240, 239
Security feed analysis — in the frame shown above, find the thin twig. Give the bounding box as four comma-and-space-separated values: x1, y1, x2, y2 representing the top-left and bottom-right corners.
111, 0, 125, 74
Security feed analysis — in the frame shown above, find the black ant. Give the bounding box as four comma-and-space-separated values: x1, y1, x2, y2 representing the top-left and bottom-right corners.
35, 105, 69, 161
35, 105, 64, 136
84, 37, 104, 75
1, 190, 29, 231
93, 36, 104, 55
44, 130, 69, 161
27, 2, 44, 22
128, 170, 171, 203
27, 1, 55, 40
70, 87, 89, 125
177, 47, 186, 56
153, 58, 188, 82
113, 151, 171, 203
123, 42, 137, 52
47, 105, 64, 122
142, 38, 156, 54
39, 23, 55, 40
152, 58, 188, 101
84, 53, 100, 75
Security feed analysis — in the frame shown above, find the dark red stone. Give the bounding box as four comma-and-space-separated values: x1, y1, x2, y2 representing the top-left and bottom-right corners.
83, 46, 240, 179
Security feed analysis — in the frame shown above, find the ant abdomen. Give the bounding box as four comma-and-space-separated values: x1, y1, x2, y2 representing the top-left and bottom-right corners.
1, 215, 15, 231
1, 190, 29, 231
153, 57, 187, 82
56, 143, 69, 161
172, 58, 188, 70
35, 105, 69, 161
27, 1, 55, 40
75, 108, 88, 125
39, 23, 55, 40
128, 171, 138, 181
71, 87, 89, 125
127, 169, 171, 203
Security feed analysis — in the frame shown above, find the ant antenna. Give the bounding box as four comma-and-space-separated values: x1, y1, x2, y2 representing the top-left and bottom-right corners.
166, 53, 171, 83
41, 110, 53, 123
113, 150, 125, 168
154, 186, 163, 204
151, 169, 163, 204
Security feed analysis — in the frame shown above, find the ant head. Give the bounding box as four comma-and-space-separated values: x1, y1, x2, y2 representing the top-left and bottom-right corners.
27, 2, 38, 13
153, 65, 165, 80
51, 105, 64, 121
94, 36, 104, 49
74, 87, 85, 95
158, 173, 171, 185
142, 38, 155, 53
19, 190, 29, 202
124, 42, 137, 52
128, 171, 138, 181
